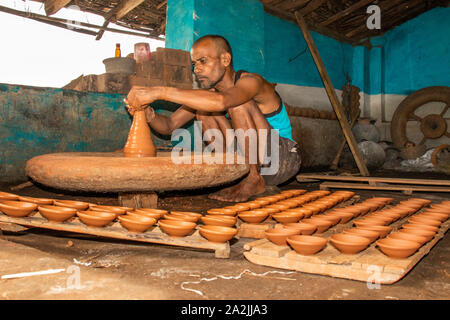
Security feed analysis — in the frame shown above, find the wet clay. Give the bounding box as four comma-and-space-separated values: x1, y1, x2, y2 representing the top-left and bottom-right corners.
123, 109, 156, 158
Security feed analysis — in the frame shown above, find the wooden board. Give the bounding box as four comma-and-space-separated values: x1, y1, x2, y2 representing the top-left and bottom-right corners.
0, 213, 230, 258
237, 194, 360, 239
243, 211, 450, 284
319, 182, 450, 194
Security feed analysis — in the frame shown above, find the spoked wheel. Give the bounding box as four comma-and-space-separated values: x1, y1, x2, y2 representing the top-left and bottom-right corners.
391, 86, 450, 150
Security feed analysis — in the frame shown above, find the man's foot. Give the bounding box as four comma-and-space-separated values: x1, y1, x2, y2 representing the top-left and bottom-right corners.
208, 173, 266, 202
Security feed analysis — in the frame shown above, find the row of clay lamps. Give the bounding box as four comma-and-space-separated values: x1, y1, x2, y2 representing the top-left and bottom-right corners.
0, 191, 238, 243
376, 200, 449, 259
264, 196, 392, 255
206, 189, 356, 226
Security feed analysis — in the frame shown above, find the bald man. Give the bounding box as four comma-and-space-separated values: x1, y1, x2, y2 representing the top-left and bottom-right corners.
125, 35, 301, 202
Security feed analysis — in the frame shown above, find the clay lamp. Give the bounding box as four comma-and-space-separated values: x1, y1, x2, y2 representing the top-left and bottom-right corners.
408, 216, 441, 227
425, 207, 450, 215
341, 205, 364, 218
440, 201, 450, 206
417, 211, 448, 222
273, 193, 292, 200
158, 219, 197, 237
38, 205, 77, 222
397, 228, 435, 243
238, 210, 269, 224
356, 225, 393, 238
287, 235, 327, 255
399, 201, 423, 211
301, 204, 322, 215
265, 203, 290, 212
406, 198, 431, 207
281, 189, 307, 197
310, 190, 331, 197
258, 196, 280, 204
118, 214, 156, 233
201, 215, 237, 228
283, 222, 317, 235
90, 205, 131, 216
430, 204, 450, 212
76, 210, 116, 227
0, 191, 19, 201
288, 207, 313, 219
126, 210, 161, 220
376, 238, 421, 259
207, 208, 237, 216
351, 203, 372, 216
368, 197, 394, 205
367, 213, 395, 225
392, 205, 417, 216
226, 203, 252, 213
377, 209, 402, 222
272, 212, 303, 224
171, 211, 202, 219
302, 217, 333, 234
199, 225, 238, 243
249, 199, 271, 207
18, 196, 54, 205
264, 227, 300, 246
258, 207, 280, 216
314, 199, 335, 210
333, 190, 354, 199
131, 208, 167, 219
0, 200, 37, 217
163, 213, 199, 223
319, 213, 342, 226
53, 199, 90, 211
387, 232, 427, 246
353, 217, 388, 228
329, 233, 371, 254
401, 223, 439, 233
327, 209, 354, 224
276, 200, 299, 209
343, 228, 379, 243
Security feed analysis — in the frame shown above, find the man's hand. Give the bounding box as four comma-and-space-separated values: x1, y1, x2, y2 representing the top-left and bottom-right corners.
125, 86, 161, 109
125, 102, 156, 123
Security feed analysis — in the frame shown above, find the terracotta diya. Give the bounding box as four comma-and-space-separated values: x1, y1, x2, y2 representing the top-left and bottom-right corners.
118, 214, 156, 233
283, 222, 317, 235
387, 232, 427, 246
0, 200, 37, 217
199, 225, 238, 243
401, 223, 439, 233
272, 212, 303, 224
303, 216, 333, 233
287, 235, 328, 255
329, 233, 371, 254
265, 227, 300, 246
343, 228, 379, 243
77, 210, 116, 227
408, 216, 441, 227
18, 196, 53, 205
238, 210, 269, 224
53, 199, 90, 211
356, 225, 392, 238
376, 238, 421, 259
158, 219, 197, 237
397, 228, 435, 242
0, 191, 19, 201
38, 205, 77, 222
201, 215, 237, 227
90, 205, 132, 216
207, 208, 237, 216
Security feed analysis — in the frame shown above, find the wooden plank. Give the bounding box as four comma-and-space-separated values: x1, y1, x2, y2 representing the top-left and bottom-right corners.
116, 0, 146, 19
320, 0, 374, 27
297, 174, 450, 186
278, 0, 310, 11
319, 181, 450, 193
294, 11, 370, 177
0, 213, 230, 258
298, 0, 326, 16
44, 0, 71, 16
243, 218, 450, 284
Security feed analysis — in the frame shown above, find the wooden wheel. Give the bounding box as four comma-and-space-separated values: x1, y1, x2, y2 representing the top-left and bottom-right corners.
391, 86, 450, 149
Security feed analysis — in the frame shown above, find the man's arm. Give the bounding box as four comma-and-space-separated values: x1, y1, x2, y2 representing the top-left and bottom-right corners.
147, 105, 196, 135
126, 74, 263, 113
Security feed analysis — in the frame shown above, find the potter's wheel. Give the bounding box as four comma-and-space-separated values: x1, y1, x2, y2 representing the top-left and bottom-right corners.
25, 151, 249, 193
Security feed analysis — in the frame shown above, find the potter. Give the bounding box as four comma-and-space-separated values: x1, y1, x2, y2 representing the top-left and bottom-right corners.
180, 304, 215, 317
125, 34, 301, 202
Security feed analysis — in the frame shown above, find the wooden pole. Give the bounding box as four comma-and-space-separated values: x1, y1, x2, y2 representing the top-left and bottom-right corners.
294, 11, 370, 176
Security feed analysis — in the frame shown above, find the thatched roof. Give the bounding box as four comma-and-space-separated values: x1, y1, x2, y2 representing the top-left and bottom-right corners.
3, 0, 449, 44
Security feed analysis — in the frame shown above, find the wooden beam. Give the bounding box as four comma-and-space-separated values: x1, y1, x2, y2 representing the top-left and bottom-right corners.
44, 0, 71, 16
262, 3, 357, 44
320, 0, 374, 27
278, 0, 310, 11
116, 0, 146, 19
298, 0, 326, 16
156, 0, 167, 10
294, 11, 370, 176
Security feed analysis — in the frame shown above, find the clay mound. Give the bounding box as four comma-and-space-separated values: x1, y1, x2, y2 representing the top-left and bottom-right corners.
26, 152, 249, 192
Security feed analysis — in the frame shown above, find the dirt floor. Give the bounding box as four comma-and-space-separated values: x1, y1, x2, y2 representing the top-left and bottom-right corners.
0, 171, 449, 300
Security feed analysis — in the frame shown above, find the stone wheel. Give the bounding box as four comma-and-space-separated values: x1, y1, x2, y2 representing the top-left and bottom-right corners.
391, 86, 450, 149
